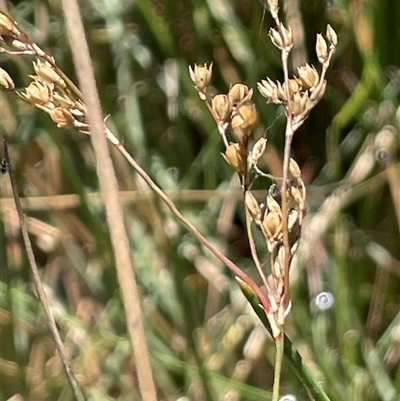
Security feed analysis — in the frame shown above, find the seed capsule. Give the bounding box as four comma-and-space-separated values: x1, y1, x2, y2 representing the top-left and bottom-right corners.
188, 63, 213, 92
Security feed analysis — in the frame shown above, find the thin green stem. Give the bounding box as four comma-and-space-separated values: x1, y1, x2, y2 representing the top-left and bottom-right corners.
272, 335, 284, 401
239, 278, 335, 401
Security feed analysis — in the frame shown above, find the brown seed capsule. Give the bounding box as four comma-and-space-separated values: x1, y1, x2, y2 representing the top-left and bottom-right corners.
288, 79, 300, 94
231, 104, 257, 142
223, 142, 246, 172
228, 83, 252, 109
263, 210, 282, 242
211, 94, 231, 123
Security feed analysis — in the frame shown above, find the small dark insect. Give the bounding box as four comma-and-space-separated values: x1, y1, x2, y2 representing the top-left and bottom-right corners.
1, 158, 8, 174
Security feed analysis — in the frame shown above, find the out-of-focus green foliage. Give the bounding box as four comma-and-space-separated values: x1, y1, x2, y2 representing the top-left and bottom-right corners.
0, 0, 399, 400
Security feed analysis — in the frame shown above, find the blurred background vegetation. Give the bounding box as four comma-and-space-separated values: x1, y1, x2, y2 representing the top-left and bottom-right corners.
0, 0, 399, 400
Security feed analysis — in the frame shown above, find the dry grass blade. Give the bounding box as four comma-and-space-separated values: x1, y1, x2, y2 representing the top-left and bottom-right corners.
59, 1, 157, 400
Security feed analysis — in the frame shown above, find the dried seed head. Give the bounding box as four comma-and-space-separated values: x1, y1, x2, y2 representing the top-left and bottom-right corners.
228, 83, 252, 109
189, 63, 212, 95
250, 137, 267, 166
0, 67, 15, 90
296, 64, 319, 88
257, 78, 281, 104
33, 60, 66, 89
316, 34, 329, 64
48, 107, 74, 128
23, 80, 53, 105
269, 23, 293, 52
231, 103, 257, 142
245, 191, 262, 224
326, 24, 338, 48
222, 142, 246, 171
211, 94, 231, 124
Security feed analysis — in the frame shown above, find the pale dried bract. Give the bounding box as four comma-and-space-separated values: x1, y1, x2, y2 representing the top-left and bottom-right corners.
316, 34, 329, 64
250, 137, 267, 166
189, 63, 212, 94
269, 23, 293, 52
296, 64, 319, 89
0, 67, 15, 90
33, 59, 66, 89
22, 80, 53, 105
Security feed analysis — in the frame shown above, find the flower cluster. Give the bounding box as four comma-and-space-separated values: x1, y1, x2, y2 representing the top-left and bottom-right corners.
0, 10, 45, 56
21, 60, 89, 131
0, 10, 89, 133
189, 63, 258, 182
189, 14, 337, 340
258, 25, 338, 131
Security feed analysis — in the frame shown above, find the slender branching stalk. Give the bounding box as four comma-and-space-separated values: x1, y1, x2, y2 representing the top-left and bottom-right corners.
2, 140, 85, 401
189, 1, 337, 399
